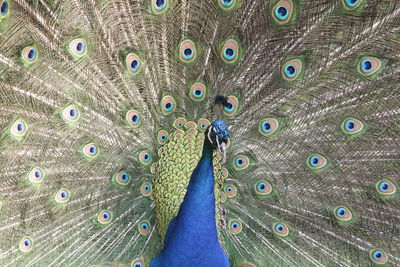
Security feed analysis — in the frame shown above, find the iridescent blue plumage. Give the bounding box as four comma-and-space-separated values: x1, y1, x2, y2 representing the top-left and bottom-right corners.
151, 121, 230, 267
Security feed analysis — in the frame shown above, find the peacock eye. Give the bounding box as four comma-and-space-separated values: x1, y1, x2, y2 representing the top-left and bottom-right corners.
369, 249, 388, 264
272, 0, 294, 24
233, 155, 250, 171
157, 130, 169, 145
173, 117, 187, 129
307, 154, 327, 170
229, 219, 242, 234
219, 167, 229, 179
153, 0, 168, 13
223, 95, 239, 116
198, 118, 211, 131
21, 46, 38, 64
82, 143, 99, 159
126, 53, 142, 75
161, 96, 176, 115
138, 221, 151, 235
258, 118, 279, 136
179, 39, 197, 63
376, 179, 396, 196
343, 0, 362, 9
141, 182, 152, 196
131, 258, 145, 267
341, 118, 363, 134
69, 38, 87, 58
98, 210, 112, 224
0, 0, 10, 18
139, 150, 152, 165
55, 189, 70, 203
28, 167, 45, 183
62, 104, 80, 122
282, 59, 302, 80
358, 56, 381, 77
189, 82, 206, 101
255, 180, 273, 196
273, 222, 289, 236
114, 170, 131, 186
220, 0, 234, 8
221, 39, 239, 64
224, 184, 237, 198
10, 119, 28, 138
125, 109, 141, 128
334, 206, 352, 221
19, 236, 33, 252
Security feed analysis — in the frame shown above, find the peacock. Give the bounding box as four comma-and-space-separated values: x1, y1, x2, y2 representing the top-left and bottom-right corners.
0, 0, 399, 266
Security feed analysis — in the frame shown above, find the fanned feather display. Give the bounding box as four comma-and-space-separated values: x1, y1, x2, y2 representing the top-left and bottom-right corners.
0, 0, 399, 266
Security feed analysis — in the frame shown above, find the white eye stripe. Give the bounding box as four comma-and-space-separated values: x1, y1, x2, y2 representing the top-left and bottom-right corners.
216, 134, 221, 148
208, 126, 214, 144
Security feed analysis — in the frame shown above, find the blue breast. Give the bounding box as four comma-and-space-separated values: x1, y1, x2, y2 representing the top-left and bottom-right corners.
150, 143, 230, 267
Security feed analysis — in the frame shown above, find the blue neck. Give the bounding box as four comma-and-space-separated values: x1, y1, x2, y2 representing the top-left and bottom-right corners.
151, 141, 230, 267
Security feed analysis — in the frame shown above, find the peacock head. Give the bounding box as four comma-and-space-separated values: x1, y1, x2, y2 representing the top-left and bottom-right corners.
205, 120, 229, 163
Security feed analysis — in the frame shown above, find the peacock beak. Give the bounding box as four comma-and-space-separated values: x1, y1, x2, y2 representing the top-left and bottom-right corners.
218, 141, 227, 164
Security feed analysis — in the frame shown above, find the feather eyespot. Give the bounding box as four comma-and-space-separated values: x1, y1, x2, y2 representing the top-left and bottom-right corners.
189, 82, 206, 101
140, 182, 152, 196
126, 53, 142, 75
69, 38, 87, 58
152, 0, 169, 14
161, 96, 176, 115
341, 118, 364, 135
307, 154, 327, 170
173, 117, 187, 129
358, 57, 381, 77
224, 184, 237, 198
229, 219, 242, 234
55, 189, 70, 203
114, 170, 131, 186
376, 179, 396, 196
272, 0, 294, 24
62, 104, 80, 122
233, 155, 250, 171
139, 150, 152, 165
0, 0, 10, 18
98, 210, 112, 224
28, 167, 45, 183
10, 119, 28, 138
343, 0, 362, 10
138, 221, 151, 236
369, 249, 388, 264
19, 236, 33, 252
21, 46, 38, 65
198, 118, 211, 131
82, 143, 99, 159
259, 118, 279, 136
223, 95, 239, 116
255, 180, 273, 196
282, 59, 302, 80
126, 109, 141, 128
334, 206, 352, 221
219, 167, 229, 179
157, 130, 169, 145
221, 39, 239, 64
131, 258, 145, 267
273, 222, 289, 237
218, 0, 237, 10
179, 39, 197, 63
